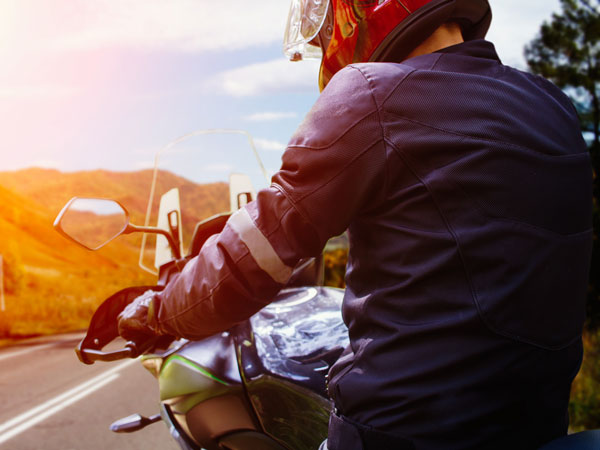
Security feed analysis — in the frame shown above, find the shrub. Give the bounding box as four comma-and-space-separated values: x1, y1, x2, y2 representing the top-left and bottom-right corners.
1, 250, 24, 295
570, 330, 600, 431
324, 249, 348, 288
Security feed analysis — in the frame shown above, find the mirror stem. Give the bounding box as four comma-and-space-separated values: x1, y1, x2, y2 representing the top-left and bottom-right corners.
125, 224, 182, 260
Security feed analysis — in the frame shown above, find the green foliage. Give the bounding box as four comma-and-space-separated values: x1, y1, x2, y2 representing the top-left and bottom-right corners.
324, 249, 348, 288
570, 330, 600, 430
525, 0, 600, 144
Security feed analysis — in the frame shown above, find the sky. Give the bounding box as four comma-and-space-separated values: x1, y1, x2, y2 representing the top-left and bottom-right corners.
0, 0, 562, 177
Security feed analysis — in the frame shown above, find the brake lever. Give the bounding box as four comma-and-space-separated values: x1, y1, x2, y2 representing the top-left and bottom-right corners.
76, 346, 135, 364
76, 336, 160, 364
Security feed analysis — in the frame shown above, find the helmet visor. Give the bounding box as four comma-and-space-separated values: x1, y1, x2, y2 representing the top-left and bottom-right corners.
283, 0, 330, 61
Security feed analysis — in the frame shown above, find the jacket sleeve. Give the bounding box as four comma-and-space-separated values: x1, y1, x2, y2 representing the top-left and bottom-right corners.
153, 65, 388, 340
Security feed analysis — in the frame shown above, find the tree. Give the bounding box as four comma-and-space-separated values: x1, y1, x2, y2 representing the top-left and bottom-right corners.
525, 0, 600, 145
525, 0, 600, 329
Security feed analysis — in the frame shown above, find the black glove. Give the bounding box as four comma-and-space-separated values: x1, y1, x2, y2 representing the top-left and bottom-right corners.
117, 289, 161, 343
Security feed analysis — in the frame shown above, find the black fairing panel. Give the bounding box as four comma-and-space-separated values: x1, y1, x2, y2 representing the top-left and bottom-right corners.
238, 287, 348, 450
176, 331, 242, 385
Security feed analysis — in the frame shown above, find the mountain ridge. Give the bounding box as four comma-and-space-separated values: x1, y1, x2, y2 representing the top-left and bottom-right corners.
0, 168, 229, 336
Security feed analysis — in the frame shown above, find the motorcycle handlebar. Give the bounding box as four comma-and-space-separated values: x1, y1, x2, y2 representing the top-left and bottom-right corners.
76, 340, 153, 365
75, 286, 168, 365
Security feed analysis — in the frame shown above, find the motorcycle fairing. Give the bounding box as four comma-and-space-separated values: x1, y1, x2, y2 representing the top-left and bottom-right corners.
236, 286, 349, 450
157, 331, 264, 449
243, 375, 331, 450
160, 331, 241, 406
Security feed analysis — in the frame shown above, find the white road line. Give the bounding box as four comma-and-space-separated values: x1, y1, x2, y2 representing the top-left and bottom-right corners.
0, 358, 138, 445
0, 374, 119, 445
0, 343, 56, 362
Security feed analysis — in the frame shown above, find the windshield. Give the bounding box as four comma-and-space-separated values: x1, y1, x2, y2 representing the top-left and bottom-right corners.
139, 129, 273, 274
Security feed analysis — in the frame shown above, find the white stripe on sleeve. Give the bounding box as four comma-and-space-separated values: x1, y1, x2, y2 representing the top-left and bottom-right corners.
228, 207, 294, 284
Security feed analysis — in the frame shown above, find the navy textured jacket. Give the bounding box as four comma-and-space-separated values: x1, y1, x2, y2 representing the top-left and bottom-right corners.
153, 40, 593, 448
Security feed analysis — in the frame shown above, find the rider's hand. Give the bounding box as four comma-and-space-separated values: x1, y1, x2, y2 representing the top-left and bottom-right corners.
117, 290, 161, 343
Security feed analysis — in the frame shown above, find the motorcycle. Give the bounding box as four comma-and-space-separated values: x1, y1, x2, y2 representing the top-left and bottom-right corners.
53, 130, 348, 450
53, 130, 600, 450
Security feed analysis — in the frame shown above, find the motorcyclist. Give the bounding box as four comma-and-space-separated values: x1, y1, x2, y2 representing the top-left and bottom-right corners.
118, 0, 594, 448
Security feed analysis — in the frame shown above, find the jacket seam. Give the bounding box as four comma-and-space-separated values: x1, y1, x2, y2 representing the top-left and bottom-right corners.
385, 138, 516, 346
451, 178, 594, 238
388, 138, 585, 350
387, 112, 590, 159
277, 137, 386, 247
265, 186, 320, 257
270, 183, 312, 226
288, 113, 380, 151
350, 65, 418, 203
285, 138, 386, 208
409, 151, 591, 236
350, 65, 390, 201
376, 66, 419, 108
288, 65, 416, 151
428, 53, 444, 71
158, 270, 235, 324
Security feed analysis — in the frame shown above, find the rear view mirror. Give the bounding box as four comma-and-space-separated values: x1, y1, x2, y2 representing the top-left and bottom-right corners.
54, 198, 129, 250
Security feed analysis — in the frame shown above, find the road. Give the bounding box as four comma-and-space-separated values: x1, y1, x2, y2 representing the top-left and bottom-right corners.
0, 332, 180, 450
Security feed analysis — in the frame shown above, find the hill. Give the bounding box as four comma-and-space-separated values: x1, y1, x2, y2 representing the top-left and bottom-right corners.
0, 182, 129, 269
0, 182, 156, 336
0, 167, 229, 227
0, 168, 229, 337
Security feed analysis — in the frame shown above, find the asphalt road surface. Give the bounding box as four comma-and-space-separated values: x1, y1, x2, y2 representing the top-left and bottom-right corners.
0, 332, 180, 450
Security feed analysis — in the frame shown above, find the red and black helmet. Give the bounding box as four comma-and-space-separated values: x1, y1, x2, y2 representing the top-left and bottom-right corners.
284, 0, 492, 91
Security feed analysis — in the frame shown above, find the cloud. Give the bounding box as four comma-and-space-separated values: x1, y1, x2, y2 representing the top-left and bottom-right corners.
40, 0, 290, 53
214, 58, 320, 96
487, 0, 561, 68
2, 0, 562, 70
244, 111, 298, 122
254, 138, 286, 152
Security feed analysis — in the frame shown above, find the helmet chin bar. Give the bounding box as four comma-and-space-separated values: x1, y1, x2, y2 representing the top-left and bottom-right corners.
370, 0, 492, 63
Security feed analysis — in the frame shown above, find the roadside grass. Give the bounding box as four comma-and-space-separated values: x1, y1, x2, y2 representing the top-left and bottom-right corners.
0, 247, 348, 338
324, 248, 348, 288
570, 330, 600, 431
0, 264, 153, 339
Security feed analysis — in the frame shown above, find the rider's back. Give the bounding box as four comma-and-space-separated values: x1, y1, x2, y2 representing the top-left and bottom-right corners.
320, 40, 592, 449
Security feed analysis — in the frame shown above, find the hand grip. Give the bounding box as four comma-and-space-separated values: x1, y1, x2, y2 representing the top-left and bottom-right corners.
75, 336, 160, 364
75, 345, 135, 364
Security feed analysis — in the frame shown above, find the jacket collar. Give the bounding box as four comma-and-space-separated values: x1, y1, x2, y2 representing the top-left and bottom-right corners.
435, 39, 501, 62
401, 39, 502, 72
